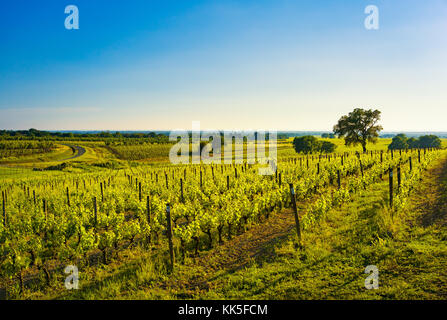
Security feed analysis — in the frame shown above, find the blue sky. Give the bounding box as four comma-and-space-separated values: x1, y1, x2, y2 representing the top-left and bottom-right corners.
0, 0, 446, 131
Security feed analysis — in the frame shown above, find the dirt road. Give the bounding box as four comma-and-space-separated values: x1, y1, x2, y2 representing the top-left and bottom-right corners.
60, 144, 86, 160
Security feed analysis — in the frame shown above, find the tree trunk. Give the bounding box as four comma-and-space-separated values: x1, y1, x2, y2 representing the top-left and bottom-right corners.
362, 142, 367, 153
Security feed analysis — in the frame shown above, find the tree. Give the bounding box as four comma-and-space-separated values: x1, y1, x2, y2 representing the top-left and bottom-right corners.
320, 141, 337, 153
293, 136, 320, 154
333, 108, 383, 153
388, 134, 408, 150
407, 137, 419, 149
321, 133, 336, 139
418, 135, 441, 149
293, 136, 337, 154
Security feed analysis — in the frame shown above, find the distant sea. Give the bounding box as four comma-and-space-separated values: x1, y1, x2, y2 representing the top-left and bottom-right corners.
49, 131, 447, 138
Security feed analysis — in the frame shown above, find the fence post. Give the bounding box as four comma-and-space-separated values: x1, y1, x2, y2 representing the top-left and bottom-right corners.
180, 179, 184, 202
289, 184, 302, 246
200, 171, 203, 189
389, 167, 393, 208
409, 157, 412, 172
397, 165, 401, 193
337, 170, 341, 190
66, 187, 70, 207
146, 195, 151, 224
93, 197, 98, 227
2, 197, 6, 227
166, 204, 175, 271
146, 195, 151, 244
139, 182, 142, 202
360, 160, 364, 177
43, 199, 47, 220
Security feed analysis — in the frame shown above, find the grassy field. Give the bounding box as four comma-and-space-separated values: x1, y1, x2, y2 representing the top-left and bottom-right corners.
17, 150, 446, 300
1, 136, 446, 300
1, 137, 444, 167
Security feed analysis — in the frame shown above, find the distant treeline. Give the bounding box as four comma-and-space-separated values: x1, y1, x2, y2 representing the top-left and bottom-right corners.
0, 129, 289, 142
388, 134, 442, 150
0, 140, 56, 159
0, 128, 170, 143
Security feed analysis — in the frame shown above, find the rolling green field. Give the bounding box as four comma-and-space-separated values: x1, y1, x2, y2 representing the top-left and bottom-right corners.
1, 136, 446, 300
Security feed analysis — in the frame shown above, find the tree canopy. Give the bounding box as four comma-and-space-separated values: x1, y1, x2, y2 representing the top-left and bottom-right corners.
388, 134, 442, 150
293, 136, 337, 154
333, 108, 382, 153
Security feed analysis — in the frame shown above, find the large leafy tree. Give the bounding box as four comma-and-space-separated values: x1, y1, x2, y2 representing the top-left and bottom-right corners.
293, 136, 320, 154
418, 135, 441, 149
388, 134, 409, 150
333, 108, 383, 153
293, 136, 337, 154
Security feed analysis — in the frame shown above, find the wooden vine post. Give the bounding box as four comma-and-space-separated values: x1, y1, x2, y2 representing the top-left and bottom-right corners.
139, 182, 142, 202
66, 187, 70, 207
2, 196, 6, 227
289, 183, 302, 246
146, 195, 151, 243
93, 197, 98, 227
166, 204, 175, 271
200, 171, 203, 189
409, 156, 412, 172
359, 160, 364, 177
337, 170, 341, 190
389, 167, 393, 208
180, 179, 184, 202
43, 199, 47, 220
397, 165, 401, 193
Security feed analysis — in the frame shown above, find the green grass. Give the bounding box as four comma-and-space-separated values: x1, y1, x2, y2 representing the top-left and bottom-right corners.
20, 154, 447, 300
194, 158, 447, 300
3, 138, 447, 300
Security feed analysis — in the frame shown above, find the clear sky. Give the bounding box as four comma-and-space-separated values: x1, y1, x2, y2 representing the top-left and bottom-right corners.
0, 0, 446, 131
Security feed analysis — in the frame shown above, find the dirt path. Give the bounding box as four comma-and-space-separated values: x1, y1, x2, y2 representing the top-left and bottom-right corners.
160, 203, 308, 295
59, 144, 86, 161
159, 156, 447, 298
411, 155, 447, 227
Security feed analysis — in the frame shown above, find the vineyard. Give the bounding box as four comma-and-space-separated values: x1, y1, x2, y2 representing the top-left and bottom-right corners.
0, 144, 442, 299
0, 141, 55, 159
